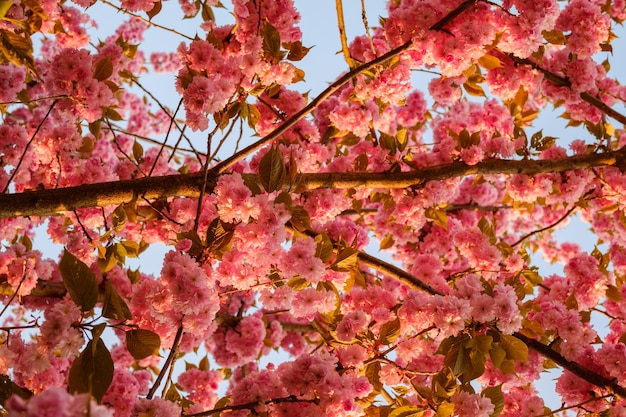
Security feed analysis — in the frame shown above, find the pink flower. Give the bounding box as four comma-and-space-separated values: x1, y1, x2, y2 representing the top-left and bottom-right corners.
336, 311, 369, 341
0, 64, 26, 102
279, 237, 326, 283
131, 398, 180, 417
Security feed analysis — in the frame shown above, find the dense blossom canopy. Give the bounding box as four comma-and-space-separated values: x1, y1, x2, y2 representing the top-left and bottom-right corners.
1, 0, 626, 416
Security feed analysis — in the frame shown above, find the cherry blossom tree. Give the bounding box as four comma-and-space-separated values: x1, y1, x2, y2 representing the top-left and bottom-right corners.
1, 0, 626, 415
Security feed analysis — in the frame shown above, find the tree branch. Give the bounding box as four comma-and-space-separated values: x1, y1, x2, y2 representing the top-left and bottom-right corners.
504, 53, 626, 126
1, 149, 623, 218
335, 0, 356, 68
515, 332, 626, 398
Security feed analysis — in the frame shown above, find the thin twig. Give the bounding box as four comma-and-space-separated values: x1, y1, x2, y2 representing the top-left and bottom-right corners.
72, 210, 95, 243
533, 395, 611, 417
183, 395, 320, 417
107, 118, 147, 176
360, 0, 377, 58
100, 0, 194, 40
511, 204, 578, 247
98, 123, 201, 156
147, 324, 184, 399
194, 122, 223, 233
3, 100, 57, 193
149, 98, 183, 177
0, 263, 27, 319
130, 77, 203, 163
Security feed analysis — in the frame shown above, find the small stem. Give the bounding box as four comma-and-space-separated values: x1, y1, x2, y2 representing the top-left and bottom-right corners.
511, 204, 578, 247
147, 324, 184, 400
360, 0, 377, 58
183, 395, 320, 417
533, 395, 611, 417
335, 0, 355, 68
148, 98, 183, 177
3, 100, 57, 193
100, 0, 194, 40
0, 263, 27, 319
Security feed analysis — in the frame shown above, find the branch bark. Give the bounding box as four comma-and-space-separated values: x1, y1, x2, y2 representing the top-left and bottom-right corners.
1, 148, 623, 218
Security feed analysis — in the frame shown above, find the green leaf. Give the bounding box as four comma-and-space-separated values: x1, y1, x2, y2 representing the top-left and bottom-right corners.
489, 344, 506, 369
0, 29, 37, 76
315, 231, 334, 263
482, 385, 504, 417
105, 107, 124, 121
98, 245, 117, 273
436, 402, 454, 417
520, 269, 542, 286
478, 216, 496, 244
68, 338, 114, 403
432, 368, 457, 399
542, 29, 567, 45
379, 234, 394, 250
463, 82, 486, 97
145, 0, 162, 19
165, 384, 181, 402
389, 405, 426, 417
206, 218, 235, 259
379, 318, 401, 345
258, 146, 285, 192
199, 355, 210, 371
290, 205, 311, 232
331, 247, 358, 271
88, 120, 102, 139
0, 1, 13, 20
102, 281, 132, 321
246, 103, 261, 129
0, 374, 32, 406
425, 207, 449, 229
274, 191, 293, 208
200, 1, 214, 21
396, 128, 408, 152
262, 22, 282, 62
133, 140, 144, 162
93, 57, 113, 81
287, 276, 309, 290
606, 285, 622, 302
379, 132, 397, 154
91, 322, 107, 340
477, 55, 502, 70
285, 41, 311, 61
111, 204, 127, 232
472, 335, 493, 354
499, 334, 528, 362
126, 329, 161, 360
354, 153, 368, 171
364, 361, 383, 392
60, 250, 99, 312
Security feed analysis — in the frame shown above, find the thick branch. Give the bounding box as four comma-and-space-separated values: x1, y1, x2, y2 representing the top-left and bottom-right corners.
515, 332, 626, 398
1, 150, 623, 218
0, 173, 209, 218
357, 251, 443, 295
0, 277, 66, 298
